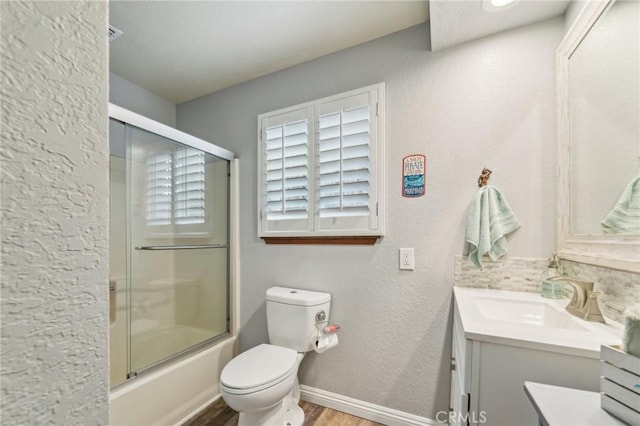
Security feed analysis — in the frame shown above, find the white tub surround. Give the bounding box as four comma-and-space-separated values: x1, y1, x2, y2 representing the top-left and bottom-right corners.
110, 335, 236, 426
454, 287, 622, 358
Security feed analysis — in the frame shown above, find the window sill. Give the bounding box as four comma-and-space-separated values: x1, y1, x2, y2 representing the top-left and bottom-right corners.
262, 236, 379, 245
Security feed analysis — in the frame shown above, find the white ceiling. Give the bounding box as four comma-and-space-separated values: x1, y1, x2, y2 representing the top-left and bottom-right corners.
429, 0, 570, 52
109, 1, 430, 104
109, 0, 571, 105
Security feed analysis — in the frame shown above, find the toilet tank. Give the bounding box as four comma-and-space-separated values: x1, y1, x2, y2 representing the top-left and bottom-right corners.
266, 287, 331, 352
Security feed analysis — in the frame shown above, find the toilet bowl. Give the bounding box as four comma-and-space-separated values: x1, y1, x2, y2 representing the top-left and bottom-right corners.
220, 344, 304, 426
219, 287, 334, 426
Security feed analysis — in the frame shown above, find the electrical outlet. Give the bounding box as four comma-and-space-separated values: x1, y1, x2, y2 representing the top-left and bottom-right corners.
399, 248, 414, 270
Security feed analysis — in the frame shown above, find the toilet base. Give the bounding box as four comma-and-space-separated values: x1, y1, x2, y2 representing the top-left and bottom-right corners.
237, 399, 304, 426
237, 399, 285, 426
236, 381, 304, 426
285, 404, 304, 426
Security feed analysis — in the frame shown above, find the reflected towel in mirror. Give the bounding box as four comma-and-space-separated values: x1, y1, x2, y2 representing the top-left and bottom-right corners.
602, 175, 640, 234
465, 185, 521, 270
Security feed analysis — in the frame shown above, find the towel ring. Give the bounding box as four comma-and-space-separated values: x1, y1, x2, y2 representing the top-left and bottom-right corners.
478, 168, 492, 187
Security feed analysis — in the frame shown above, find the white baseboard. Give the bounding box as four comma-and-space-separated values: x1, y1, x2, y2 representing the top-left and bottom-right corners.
300, 385, 438, 426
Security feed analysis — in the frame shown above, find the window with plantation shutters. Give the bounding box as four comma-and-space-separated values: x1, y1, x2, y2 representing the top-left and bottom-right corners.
146, 151, 173, 226
258, 83, 385, 240
146, 146, 207, 232
264, 118, 309, 221
260, 107, 313, 233
174, 148, 206, 225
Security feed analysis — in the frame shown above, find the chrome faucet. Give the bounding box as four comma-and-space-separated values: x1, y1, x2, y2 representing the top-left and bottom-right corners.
548, 277, 605, 323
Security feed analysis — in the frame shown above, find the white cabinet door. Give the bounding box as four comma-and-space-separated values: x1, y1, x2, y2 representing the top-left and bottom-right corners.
451, 309, 470, 426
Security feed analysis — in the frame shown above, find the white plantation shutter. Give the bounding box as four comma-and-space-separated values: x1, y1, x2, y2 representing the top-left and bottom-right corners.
146, 152, 173, 226
258, 83, 384, 237
174, 148, 205, 225
260, 107, 313, 233
146, 147, 206, 228
316, 92, 376, 232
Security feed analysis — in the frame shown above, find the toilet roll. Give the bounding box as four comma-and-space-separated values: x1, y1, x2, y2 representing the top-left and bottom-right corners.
315, 332, 338, 353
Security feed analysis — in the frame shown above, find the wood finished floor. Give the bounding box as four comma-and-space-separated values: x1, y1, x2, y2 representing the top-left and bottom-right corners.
184, 398, 385, 426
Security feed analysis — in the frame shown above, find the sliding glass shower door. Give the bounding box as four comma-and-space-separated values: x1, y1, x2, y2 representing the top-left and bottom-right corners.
108, 104, 233, 387
127, 124, 229, 374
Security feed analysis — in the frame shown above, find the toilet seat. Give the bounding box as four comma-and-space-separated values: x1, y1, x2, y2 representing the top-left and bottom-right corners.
221, 344, 298, 395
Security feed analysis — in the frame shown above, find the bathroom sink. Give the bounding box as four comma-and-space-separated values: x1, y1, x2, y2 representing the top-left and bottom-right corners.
453, 287, 623, 358
472, 295, 588, 331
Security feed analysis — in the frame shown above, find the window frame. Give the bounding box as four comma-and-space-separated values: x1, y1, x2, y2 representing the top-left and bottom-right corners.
257, 83, 385, 240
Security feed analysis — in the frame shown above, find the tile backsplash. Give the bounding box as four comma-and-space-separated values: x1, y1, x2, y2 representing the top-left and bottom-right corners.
454, 255, 640, 323
454, 255, 548, 293
561, 260, 640, 323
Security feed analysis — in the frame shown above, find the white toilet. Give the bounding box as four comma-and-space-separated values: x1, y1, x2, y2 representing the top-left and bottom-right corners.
220, 286, 332, 426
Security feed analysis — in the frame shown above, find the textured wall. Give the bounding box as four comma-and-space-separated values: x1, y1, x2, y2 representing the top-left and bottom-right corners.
177, 19, 563, 419
110, 72, 177, 127
1, 1, 109, 424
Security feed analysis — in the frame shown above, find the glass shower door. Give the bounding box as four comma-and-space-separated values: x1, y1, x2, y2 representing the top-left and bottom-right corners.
127, 124, 229, 374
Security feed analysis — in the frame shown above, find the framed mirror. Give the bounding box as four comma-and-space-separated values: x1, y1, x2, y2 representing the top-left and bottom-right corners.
557, 0, 640, 273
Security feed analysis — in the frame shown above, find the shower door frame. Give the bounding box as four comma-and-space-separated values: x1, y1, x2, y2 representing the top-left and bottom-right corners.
110, 103, 234, 161
108, 103, 239, 386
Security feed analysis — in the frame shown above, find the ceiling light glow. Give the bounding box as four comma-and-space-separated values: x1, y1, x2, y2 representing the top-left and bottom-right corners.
482, 0, 518, 13
491, 0, 515, 6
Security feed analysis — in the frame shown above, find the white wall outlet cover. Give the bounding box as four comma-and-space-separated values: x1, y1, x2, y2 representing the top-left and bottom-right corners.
399, 248, 414, 270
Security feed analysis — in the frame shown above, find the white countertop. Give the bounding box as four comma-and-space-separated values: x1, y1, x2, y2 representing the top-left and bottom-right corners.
453, 287, 623, 358
524, 381, 625, 426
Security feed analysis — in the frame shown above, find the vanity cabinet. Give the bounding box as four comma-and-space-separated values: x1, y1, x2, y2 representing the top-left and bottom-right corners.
451, 303, 603, 426
450, 305, 473, 426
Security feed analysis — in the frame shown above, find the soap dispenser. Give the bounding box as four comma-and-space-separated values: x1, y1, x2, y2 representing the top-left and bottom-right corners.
541, 254, 563, 298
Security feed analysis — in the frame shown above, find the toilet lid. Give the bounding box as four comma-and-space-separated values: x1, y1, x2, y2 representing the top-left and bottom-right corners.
221, 344, 298, 390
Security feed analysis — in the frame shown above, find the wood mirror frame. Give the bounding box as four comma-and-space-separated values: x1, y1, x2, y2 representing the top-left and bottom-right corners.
556, 0, 640, 273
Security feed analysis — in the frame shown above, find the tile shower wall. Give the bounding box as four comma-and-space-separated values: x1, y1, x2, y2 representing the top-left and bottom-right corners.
561, 261, 640, 323
454, 255, 548, 292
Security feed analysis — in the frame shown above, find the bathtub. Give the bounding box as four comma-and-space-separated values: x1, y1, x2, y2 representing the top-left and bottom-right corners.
130, 324, 224, 372
109, 157, 241, 425
110, 334, 236, 426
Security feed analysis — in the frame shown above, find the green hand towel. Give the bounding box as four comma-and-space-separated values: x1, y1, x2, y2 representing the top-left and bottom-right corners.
466, 185, 521, 270
602, 175, 640, 234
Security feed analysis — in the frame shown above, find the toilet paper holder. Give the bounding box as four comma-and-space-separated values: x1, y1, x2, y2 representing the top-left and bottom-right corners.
314, 321, 340, 353
315, 317, 340, 333
314, 310, 340, 352
315, 321, 340, 342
